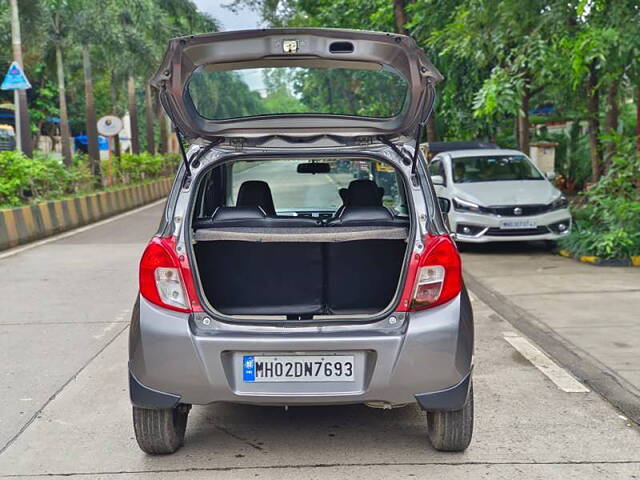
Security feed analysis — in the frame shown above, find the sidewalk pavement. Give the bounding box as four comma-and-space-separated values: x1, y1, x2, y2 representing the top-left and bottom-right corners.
461, 242, 640, 423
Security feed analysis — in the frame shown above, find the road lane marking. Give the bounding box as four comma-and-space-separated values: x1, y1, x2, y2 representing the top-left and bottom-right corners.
93, 309, 130, 340
503, 332, 590, 393
0, 199, 166, 261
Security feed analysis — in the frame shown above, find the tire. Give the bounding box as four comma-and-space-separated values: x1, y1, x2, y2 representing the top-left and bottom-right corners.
426, 382, 474, 452
132, 404, 190, 454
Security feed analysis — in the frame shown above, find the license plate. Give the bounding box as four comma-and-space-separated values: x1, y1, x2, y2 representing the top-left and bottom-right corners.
242, 355, 355, 383
500, 219, 537, 229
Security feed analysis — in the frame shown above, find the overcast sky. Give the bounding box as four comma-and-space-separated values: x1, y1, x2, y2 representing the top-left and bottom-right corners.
192, 0, 262, 31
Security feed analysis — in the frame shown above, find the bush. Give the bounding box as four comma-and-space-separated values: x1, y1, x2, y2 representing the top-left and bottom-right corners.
0, 151, 77, 206
558, 137, 640, 259
108, 153, 180, 183
0, 151, 178, 209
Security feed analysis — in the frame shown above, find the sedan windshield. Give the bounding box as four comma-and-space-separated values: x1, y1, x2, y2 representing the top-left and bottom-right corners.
452, 155, 544, 183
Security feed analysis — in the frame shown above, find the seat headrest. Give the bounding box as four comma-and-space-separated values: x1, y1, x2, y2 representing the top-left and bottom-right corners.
236, 181, 276, 215
327, 206, 402, 227
211, 206, 266, 224
206, 206, 322, 228
341, 180, 384, 207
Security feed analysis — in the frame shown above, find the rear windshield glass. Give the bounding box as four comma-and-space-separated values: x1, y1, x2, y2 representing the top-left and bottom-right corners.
452, 155, 544, 183
187, 66, 408, 120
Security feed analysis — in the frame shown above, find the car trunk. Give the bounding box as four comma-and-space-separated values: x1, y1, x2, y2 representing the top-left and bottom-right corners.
193, 235, 408, 318
188, 154, 414, 320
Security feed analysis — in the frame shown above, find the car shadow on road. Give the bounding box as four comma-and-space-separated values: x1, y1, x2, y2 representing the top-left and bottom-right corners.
185, 402, 429, 455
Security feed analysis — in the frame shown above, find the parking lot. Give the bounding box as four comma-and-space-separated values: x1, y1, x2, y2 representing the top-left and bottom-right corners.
1, 201, 639, 479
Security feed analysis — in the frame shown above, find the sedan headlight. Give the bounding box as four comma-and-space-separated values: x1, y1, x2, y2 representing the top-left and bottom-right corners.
550, 195, 569, 210
453, 197, 482, 213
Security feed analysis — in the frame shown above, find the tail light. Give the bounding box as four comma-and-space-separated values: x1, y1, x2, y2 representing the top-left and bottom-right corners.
397, 234, 462, 312
139, 237, 202, 313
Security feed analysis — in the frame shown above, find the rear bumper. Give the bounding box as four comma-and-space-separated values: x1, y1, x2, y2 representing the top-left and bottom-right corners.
129, 294, 473, 410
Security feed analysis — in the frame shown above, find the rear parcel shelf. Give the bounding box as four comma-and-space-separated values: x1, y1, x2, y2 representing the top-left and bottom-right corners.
192, 226, 408, 243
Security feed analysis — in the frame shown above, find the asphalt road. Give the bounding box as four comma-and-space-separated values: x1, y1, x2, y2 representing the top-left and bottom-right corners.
1, 200, 639, 478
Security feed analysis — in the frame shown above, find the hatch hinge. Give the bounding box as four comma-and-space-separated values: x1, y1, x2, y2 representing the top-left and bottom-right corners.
230, 138, 246, 152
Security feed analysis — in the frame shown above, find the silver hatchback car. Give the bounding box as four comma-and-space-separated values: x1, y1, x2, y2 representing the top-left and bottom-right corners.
129, 28, 474, 454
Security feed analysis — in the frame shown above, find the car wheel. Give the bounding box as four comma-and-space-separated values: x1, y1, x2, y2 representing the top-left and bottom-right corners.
133, 404, 190, 454
426, 382, 473, 452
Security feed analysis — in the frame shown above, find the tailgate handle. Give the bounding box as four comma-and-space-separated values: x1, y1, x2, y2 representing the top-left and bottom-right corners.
330, 41, 354, 54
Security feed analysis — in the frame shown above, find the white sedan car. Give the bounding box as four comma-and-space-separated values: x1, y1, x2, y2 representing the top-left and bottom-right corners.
429, 149, 571, 243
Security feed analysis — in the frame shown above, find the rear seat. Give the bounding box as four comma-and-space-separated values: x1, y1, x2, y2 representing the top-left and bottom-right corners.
326, 206, 409, 227
195, 206, 321, 228
192, 206, 322, 316
326, 206, 407, 314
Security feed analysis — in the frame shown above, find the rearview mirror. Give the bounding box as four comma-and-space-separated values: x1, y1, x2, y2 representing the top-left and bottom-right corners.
297, 162, 331, 174
438, 197, 451, 214
431, 174, 445, 186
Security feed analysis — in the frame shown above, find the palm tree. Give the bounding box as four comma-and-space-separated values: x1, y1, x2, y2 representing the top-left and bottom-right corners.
45, 0, 73, 165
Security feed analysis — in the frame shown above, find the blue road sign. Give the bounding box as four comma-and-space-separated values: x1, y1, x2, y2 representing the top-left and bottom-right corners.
1, 61, 31, 90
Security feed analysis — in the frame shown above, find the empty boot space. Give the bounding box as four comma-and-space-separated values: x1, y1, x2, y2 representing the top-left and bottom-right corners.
193, 238, 406, 317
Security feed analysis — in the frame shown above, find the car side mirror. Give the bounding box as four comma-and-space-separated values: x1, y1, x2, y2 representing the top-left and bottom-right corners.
431, 174, 445, 186
546, 171, 556, 180
437, 197, 451, 214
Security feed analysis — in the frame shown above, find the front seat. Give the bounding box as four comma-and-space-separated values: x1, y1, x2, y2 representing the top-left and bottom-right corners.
236, 180, 276, 215
335, 179, 384, 217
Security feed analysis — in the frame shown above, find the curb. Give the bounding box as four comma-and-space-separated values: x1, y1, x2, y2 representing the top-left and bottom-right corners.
0, 178, 172, 251
558, 249, 638, 267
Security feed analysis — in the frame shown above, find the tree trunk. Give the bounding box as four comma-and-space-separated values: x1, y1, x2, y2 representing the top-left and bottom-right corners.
108, 75, 121, 160
82, 44, 101, 183
585, 63, 602, 182
9, 0, 33, 157
144, 82, 155, 154
426, 110, 437, 142
514, 115, 520, 149
55, 41, 72, 166
158, 109, 168, 155
128, 75, 140, 155
393, 0, 409, 35
603, 81, 619, 168
636, 85, 640, 153
518, 93, 530, 155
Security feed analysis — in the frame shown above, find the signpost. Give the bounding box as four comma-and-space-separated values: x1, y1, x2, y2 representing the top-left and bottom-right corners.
7, 0, 32, 156
1, 61, 31, 154
97, 115, 124, 186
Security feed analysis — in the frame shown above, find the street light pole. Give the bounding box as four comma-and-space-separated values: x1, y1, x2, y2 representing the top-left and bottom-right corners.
9, 0, 33, 156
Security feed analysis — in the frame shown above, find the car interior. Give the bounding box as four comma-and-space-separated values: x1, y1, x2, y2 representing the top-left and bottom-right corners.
190, 158, 412, 319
